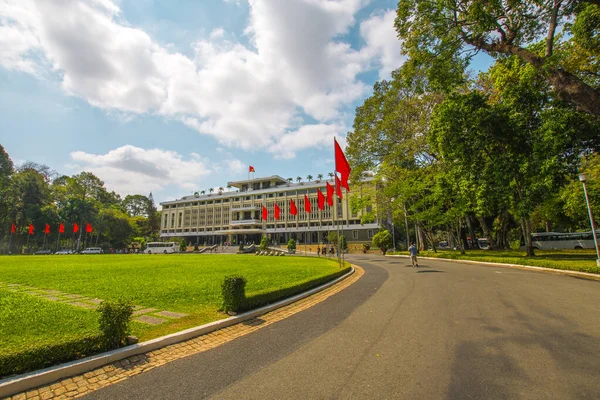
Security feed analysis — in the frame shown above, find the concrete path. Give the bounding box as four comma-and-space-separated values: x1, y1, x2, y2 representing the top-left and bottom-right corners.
35, 255, 600, 399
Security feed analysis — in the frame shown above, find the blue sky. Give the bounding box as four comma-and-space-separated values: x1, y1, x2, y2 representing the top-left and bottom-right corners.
0, 0, 493, 206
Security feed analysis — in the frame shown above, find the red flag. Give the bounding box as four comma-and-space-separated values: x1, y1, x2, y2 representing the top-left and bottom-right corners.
28, 224, 34, 235
262, 205, 268, 221
249, 165, 255, 173
59, 223, 65, 234
290, 199, 298, 216
335, 175, 343, 200
274, 203, 281, 220
334, 138, 351, 191
85, 223, 93, 233
326, 181, 334, 206
44, 224, 50, 235
304, 194, 311, 213
11, 223, 16, 234
317, 189, 325, 210
73, 223, 79, 233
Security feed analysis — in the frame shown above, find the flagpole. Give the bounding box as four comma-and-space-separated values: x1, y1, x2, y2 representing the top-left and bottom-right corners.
8, 228, 13, 255
56, 230, 61, 252
26, 229, 30, 254
306, 190, 310, 256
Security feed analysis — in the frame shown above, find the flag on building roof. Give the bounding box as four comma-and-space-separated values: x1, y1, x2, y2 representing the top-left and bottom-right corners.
335, 175, 343, 200
317, 189, 325, 210
28, 224, 34, 235
85, 223, 93, 233
11, 223, 16, 234
304, 194, 311, 213
44, 224, 50, 235
262, 205, 268, 221
249, 165, 255, 173
334, 138, 351, 191
326, 181, 334, 206
73, 223, 79, 233
290, 199, 298, 216
274, 203, 281, 220
59, 223, 65, 234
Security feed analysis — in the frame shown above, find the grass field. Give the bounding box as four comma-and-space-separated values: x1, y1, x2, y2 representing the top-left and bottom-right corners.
405, 249, 600, 274
0, 254, 345, 365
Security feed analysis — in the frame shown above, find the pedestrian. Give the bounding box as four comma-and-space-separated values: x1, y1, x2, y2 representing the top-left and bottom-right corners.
317, 245, 321, 257
408, 243, 418, 268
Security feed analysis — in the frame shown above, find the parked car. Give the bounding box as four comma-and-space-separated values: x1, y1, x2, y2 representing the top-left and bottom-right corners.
55, 249, 73, 255
35, 249, 53, 255
81, 247, 103, 254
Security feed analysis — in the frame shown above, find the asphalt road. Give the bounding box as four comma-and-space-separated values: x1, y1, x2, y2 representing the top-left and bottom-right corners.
84, 255, 600, 400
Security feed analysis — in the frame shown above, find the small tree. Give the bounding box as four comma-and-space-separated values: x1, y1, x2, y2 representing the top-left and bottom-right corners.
287, 238, 296, 252
180, 239, 187, 252
259, 235, 269, 250
317, 173, 323, 182
339, 235, 347, 251
372, 230, 393, 255
327, 231, 338, 247
296, 176, 302, 184
307, 174, 313, 182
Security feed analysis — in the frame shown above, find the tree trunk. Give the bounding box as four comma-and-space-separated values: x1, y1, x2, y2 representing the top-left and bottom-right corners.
465, 213, 476, 250
477, 215, 494, 250
495, 210, 509, 250
460, 224, 469, 252
452, 219, 466, 255
521, 217, 535, 257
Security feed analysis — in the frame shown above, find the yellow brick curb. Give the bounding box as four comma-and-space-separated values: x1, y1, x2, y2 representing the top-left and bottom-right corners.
2, 266, 364, 400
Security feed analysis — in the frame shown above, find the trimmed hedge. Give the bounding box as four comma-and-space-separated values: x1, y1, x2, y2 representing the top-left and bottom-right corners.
242, 266, 351, 312
221, 275, 247, 313
0, 335, 108, 378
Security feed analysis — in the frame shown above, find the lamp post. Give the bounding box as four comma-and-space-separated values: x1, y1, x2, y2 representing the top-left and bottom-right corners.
390, 197, 396, 253
579, 174, 600, 267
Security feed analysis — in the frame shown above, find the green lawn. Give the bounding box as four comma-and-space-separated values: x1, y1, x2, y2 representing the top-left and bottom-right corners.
0, 254, 344, 364
411, 249, 600, 274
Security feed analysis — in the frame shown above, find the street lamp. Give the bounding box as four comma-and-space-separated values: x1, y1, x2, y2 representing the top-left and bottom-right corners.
579, 173, 600, 267
390, 197, 396, 253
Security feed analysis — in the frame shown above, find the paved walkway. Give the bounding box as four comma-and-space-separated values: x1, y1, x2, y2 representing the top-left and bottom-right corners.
2, 267, 363, 400
0, 282, 188, 325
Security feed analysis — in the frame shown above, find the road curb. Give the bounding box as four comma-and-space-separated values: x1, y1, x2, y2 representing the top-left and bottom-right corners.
387, 255, 600, 282
0, 266, 355, 399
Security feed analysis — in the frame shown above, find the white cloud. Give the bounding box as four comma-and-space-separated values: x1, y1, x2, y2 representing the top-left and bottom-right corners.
69, 145, 244, 196
359, 9, 405, 79
1, 0, 404, 157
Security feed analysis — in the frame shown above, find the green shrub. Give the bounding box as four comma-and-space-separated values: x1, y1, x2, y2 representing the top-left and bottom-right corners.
239, 243, 244, 251
260, 235, 269, 250
362, 243, 371, 253
243, 266, 351, 311
339, 235, 347, 251
97, 300, 134, 349
180, 239, 187, 252
221, 275, 247, 313
372, 230, 393, 255
0, 335, 107, 378
287, 238, 296, 251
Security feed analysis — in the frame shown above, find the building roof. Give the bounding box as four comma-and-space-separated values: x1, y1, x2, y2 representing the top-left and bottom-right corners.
227, 175, 288, 189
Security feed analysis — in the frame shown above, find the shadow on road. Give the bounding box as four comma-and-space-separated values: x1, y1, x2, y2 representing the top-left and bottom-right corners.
416, 270, 444, 273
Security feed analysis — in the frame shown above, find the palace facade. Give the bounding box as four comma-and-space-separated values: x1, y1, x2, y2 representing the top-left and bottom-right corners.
159, 175, 379, 246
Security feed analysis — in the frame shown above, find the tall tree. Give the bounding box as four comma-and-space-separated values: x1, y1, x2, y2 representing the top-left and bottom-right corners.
396, 0, 600, 116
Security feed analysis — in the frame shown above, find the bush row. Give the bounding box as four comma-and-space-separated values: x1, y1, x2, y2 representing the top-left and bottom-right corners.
222, 266, 352, 313
0, 300, 133, 379
0, 335, 109, 378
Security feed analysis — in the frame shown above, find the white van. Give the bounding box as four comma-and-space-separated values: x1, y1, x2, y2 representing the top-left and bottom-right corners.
81, 247, 103, 254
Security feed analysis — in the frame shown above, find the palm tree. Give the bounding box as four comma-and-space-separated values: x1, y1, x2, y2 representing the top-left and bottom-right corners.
287, 177, 293, 186
307, 174, 313, 182
296, 176, 302, 184
193, 191, 199, 197
328, 172, 334, 179
200, 190, 206, 195
227, 184, 232, 191
317, 173, 323, 182
208, 188, 214, 196
218, 187, 224, 194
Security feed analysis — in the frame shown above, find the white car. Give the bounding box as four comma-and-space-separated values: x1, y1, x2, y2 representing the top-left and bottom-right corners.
81, 247, 103, 254
55, 249, 73, 255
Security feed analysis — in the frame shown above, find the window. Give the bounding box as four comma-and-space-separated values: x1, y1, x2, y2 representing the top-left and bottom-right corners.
193, 202, 198, 206
368, 230, 373, 238
163, 214, 168, 228
178, 213, 182, 228
353, 230, 358, 239
170, 213, 175, 228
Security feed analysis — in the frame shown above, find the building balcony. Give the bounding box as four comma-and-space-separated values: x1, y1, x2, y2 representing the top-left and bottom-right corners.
229, 219, 261, 225
230, 205, 260, 211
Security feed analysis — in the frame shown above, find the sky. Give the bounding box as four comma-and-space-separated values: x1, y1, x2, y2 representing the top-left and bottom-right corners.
0, 0, 493, 206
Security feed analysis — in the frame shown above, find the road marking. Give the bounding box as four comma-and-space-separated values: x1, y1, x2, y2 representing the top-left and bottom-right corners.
495, 271, 502, 274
